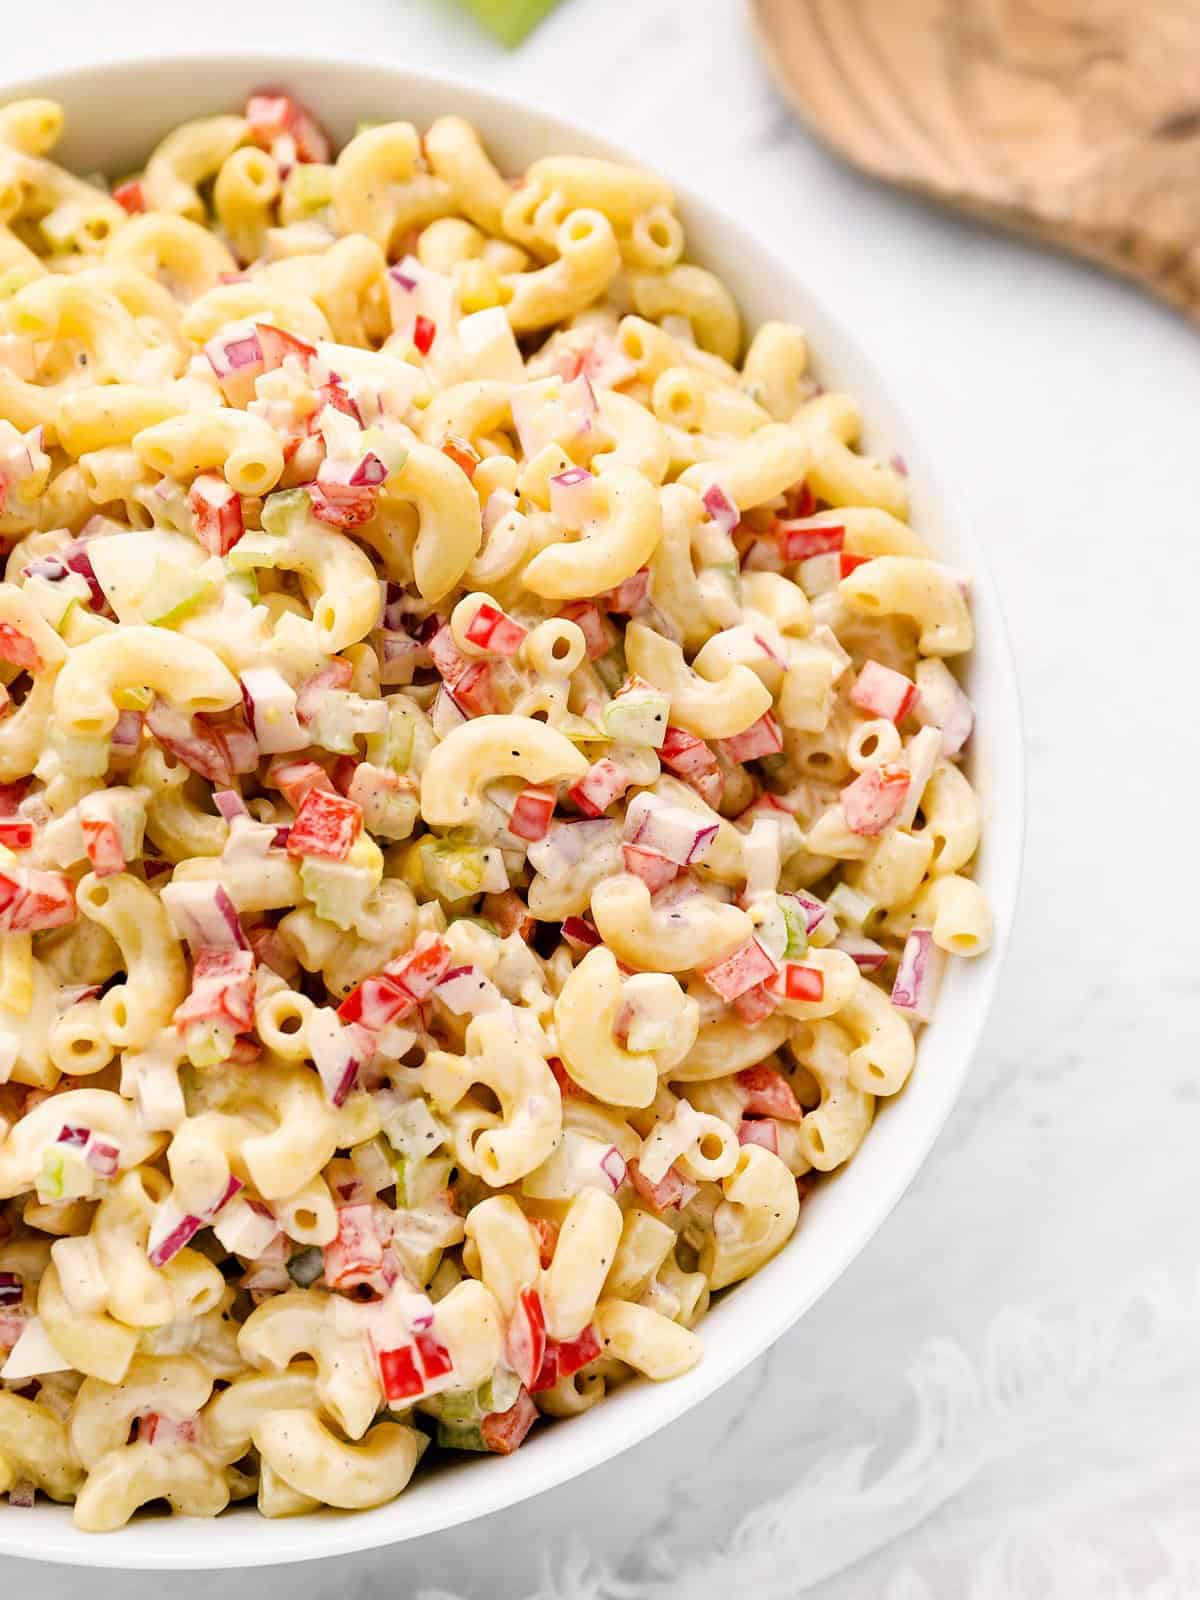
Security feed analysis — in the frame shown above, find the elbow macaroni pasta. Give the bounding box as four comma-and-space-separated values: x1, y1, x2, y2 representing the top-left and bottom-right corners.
0, 89, 990, 1532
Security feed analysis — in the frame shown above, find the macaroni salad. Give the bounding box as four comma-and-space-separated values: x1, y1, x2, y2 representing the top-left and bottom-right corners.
0, 91, 991, 1530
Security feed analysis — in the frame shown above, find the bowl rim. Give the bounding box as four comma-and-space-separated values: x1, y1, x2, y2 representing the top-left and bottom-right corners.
0, 49, 1025, 1569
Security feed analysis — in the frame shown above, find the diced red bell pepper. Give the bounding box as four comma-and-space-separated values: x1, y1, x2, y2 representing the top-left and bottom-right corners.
769, 962, 825, 1004
731, 981, 778, 1025
413, 1330, 454, 1381
567, 758, 628, 818
627, 1158, 697, 1213
0, 781, 29, 816
0, 818, 32, 851
385, 935, 452, 1000
659, 726, 723, 808
323, 1203, 384, 1291
146, 701, 237, 788
136, 1414, 201, 1448
188, 474, 244, 556
529, 1215, 560, 1268
841, 762, 910, 835
849, 660, 919, 723
450, 661, 497, 717
267, 758, 335, 811
464, 602, 527, 657
603, 568, 649, 614
175, 948, 255, 1032
0, 623, 41, 673
548, 1056, 588, 1099
558, 601, 613, 660
111, 179, 147, 215
317, 377, 361, 423
413, 315, 436, 356
700, 937, 779, 1002
245, 91, 330, 164
255, 322, 317, 372
738, 1117, 780, 1153
338, 973, 414, 1030
560, 917, 601, 952
505, 1285, 547, 1390
736, 1063, 804, 1122
508, 786, 555, 843
80, 815, 125, 877
286, 787, 363, 861
480, 1388, 538, 1454
0, 868, 75, 932
621, 844, 678, 892
376, 1343, 424, 1402
201, 711, 258, 776
428, 623, 466, 686
309, 479, 377, 529
440, 434, 480, 480
531, 1324, 602, 1392
774, 520, 844, 562
719, 712, 783, 764
840, 552, 872, 577
329, 754, 359, 795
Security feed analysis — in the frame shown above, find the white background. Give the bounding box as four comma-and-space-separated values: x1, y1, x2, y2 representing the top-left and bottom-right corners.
5, 1, 1200, 1594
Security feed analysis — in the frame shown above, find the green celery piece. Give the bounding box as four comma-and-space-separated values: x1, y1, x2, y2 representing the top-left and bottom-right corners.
457, 0, 564, 47
141, 559, 217, 625
437, 1417, 488, 1452
779, 896, 809, 960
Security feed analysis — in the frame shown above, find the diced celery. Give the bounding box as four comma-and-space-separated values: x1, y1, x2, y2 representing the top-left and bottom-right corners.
225, 567, 260, 605
141, 559, 218, 625
437, 1387, 481, 1425
113, 684, 154, 712
389, 1152, 408, 1207
594, 650, 627, 696
457, 0, 563, 47
285, 167, 333, 216
780, 895, 810, 959
419, 837, 487, 904
478, 1364, 522, 1416
184, 1020, 236, 1068
300, 834, 384, 931
306, 690, 386, 755
359, 428, 409, 478
259, 488, 311, 538
556, 712, 607, 744
366, 703, 417, 773
437, 1418, 487, 1452
825, 882, 874, 931
603, 686, 669, 748
287, 1246, 324, 1287
36, 1147, 93, 1205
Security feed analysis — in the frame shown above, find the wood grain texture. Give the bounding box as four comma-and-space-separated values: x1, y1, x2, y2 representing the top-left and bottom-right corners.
751, 0, 1200, 319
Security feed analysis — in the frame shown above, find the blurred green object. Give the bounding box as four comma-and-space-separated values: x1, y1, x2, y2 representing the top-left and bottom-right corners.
457, 0, 563, 46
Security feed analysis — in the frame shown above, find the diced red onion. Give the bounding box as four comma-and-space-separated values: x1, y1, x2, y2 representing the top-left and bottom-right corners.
833, 934, 889, 973
109, 710, 143, 756
623, 793, 717, 866
890, 928, 945, 1022
213, 790, 249, 823
549, 467, 598, 527
702, 482, 739, 535
527, 818, 618, 881
160, 879, 248, 952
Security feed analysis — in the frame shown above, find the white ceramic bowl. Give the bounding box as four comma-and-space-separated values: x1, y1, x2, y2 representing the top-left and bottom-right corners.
0, 53, 1024, 1569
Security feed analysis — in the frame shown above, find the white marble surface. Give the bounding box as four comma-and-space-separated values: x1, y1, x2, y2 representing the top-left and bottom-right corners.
5, 0, 1200, 1593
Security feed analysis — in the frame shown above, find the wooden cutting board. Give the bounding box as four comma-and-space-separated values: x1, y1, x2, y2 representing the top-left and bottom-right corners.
750, 0, 1200, 320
